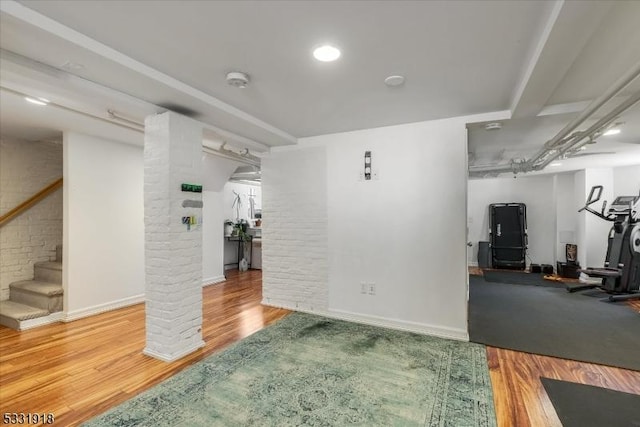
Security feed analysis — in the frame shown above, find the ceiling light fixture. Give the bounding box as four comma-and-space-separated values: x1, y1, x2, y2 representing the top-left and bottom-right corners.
603, 128, 621, 136
384, 75, 405, 87
550, 162, 562, 167
484, 122, 502, 131
313, 45, 341, 62
25, 96, 49, 106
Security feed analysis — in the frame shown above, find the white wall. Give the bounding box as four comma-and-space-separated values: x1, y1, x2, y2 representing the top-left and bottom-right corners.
202, 191, 225, 283
63, 132, 145, 318
201, 153, 242, 283
62, 132, 245, 319
262, 111, 508, 340
613, 164, 640, 196
467, 174, 556, 266
0, 138, 63, 300
555, 173, 577, 263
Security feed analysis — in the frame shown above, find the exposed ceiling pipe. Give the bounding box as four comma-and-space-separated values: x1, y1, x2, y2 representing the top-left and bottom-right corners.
1, 86, 144, 134
203, 145, 260, 167
1, 49, 270, 152
107, 109, 145, 128
536, 90, 640, 169
468, 160, 524, 175
469, 59, 640, 177
219, 142, 261, 164
529, 59, 640, 162
1, 86, 261, 167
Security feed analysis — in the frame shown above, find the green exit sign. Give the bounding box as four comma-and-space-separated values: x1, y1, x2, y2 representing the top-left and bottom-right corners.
181, 183, 203, 193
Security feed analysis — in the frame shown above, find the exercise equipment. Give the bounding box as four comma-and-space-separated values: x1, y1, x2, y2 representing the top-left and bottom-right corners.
489, 203, 527, 270
569, 186, 640, 302
557, 244, 581, 278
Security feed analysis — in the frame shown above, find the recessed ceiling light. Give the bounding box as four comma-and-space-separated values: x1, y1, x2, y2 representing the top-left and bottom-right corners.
550, 162, 562, 167
25, 97, 49, 106
384, 75, 405, 87
313, 45, 341, 62
603, 128, 621, 136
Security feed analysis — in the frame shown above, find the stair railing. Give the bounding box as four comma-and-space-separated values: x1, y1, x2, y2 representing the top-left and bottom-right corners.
0, 178, 63, 227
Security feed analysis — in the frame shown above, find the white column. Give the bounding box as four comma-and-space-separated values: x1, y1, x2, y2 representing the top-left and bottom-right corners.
143, 111, 204, 362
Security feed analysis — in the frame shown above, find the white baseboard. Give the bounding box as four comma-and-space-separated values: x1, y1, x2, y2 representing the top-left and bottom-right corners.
262, 299, 469, 342
203, 275, 226, 287
19, 312, 65, 331
468, 261, 479, 267
63, 294, 145, 322
143, 340, 205, 362
328, 309, 469, 341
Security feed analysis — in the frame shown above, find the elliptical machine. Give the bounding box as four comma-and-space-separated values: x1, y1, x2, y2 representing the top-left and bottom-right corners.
568, 185, 640, 302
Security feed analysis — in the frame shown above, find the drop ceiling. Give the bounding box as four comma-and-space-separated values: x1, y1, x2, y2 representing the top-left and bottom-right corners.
1, 0, 639, 173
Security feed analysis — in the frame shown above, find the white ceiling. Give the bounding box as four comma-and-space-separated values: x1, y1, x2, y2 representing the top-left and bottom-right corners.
1, 0, 639, 174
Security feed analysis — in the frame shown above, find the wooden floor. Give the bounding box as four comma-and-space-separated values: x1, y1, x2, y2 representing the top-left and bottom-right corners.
470, 266, 640, 426
1, 269, 638, 426
0, 270, 289, 427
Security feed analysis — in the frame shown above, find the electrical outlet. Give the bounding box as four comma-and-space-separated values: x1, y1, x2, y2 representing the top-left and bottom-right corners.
360, 282, 367, 294
368, 283, 376, 295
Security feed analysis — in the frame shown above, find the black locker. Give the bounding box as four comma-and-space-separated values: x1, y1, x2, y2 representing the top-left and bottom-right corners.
489, 203, 527, 270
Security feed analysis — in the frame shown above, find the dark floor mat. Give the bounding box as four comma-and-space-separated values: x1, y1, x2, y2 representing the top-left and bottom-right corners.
579, 289, 610, 298
469, 276, 640, 370
541, 378, 640, 427
483, 270, 563, 287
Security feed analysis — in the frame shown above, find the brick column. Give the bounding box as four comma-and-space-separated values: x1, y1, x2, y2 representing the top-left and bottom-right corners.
143, 111, 204, 362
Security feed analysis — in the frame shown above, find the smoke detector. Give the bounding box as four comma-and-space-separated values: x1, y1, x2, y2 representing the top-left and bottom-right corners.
484, 122, 502, 131
226, 71, 250, 89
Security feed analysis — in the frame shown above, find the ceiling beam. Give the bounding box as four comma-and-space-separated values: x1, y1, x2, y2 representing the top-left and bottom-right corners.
509, 0, 614, 119
0, 0, 298, 146
0, 51, 270, 152
536, 100, 591, 117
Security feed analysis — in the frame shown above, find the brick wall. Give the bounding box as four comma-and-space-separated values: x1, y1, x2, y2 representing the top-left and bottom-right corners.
0, 138, 63, 300
261, 146, 328, 312
143, 112, 204, 360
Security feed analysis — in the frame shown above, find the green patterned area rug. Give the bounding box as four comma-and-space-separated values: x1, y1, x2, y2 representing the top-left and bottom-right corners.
85, 313, 496, 426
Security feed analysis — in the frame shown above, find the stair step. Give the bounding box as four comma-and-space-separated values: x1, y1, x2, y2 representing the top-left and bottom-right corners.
34, 261, 62, 271
10, 280, 63, 296
10, 281, 63, 313
34, 261, 62, 283
0, 301, 49, 330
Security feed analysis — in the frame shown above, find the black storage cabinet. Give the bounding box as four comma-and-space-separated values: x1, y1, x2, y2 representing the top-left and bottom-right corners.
489, 203, 527, 270
477, 241, 492, 268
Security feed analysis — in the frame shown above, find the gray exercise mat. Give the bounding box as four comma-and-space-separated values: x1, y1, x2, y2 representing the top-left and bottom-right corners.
469, 276, 640, 370
483, 270, 563, 287
542, 377, 640, 427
